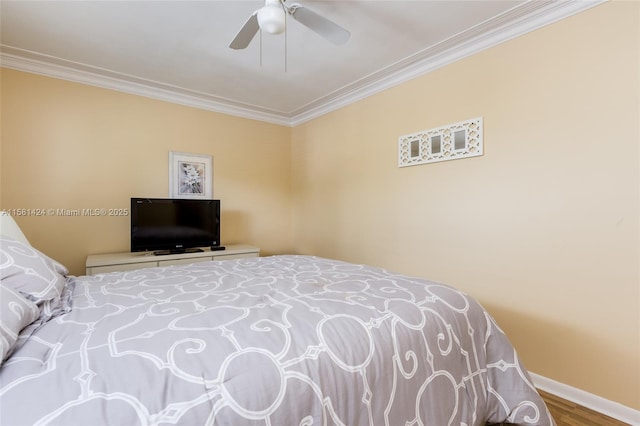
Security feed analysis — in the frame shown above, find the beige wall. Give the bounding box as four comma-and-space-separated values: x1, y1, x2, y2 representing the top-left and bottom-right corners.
292, 2, 638, 409
0, 69, 294, 274
0, 0, 638, 411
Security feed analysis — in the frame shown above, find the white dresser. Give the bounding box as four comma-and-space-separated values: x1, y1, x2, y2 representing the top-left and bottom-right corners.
85, 245, 259, 275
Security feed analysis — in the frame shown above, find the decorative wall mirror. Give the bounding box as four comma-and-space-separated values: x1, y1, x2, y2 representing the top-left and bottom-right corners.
398, 117, 483, 167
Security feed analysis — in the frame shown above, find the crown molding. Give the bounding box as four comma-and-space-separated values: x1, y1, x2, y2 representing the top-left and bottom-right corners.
289, 0, 606, 126
0, 47, 293, 126
0, 0, 605, 127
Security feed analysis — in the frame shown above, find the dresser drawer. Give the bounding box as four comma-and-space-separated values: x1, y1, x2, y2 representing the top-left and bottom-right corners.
158, 257, 214, 267
213, 253, 258, 261
88, 261, 157, 275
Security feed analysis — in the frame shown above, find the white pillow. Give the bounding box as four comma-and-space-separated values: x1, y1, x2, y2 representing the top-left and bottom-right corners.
0, 215, 30, 246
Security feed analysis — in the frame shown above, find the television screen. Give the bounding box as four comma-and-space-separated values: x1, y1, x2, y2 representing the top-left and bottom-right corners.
130, 198, 220, 254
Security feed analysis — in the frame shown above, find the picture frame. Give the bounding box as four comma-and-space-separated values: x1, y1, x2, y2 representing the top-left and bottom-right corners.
168, 151, 213, 199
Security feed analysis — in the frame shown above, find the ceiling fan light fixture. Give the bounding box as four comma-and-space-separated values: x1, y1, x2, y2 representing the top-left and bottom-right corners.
229, 0, 350, 50
257, 0, 285, 35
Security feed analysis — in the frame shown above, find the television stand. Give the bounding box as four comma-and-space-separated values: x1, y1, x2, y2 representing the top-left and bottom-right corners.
153, 248, 204, 256
85, 244, 260, 275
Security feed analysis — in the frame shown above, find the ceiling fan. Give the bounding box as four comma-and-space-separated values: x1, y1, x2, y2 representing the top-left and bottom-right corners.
229, 0, 350, 50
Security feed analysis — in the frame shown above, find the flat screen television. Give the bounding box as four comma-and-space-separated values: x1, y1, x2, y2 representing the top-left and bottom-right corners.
130, 198, 220, 254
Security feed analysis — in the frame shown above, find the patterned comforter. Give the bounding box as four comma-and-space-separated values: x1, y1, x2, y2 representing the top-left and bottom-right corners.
0, 255, 554, 425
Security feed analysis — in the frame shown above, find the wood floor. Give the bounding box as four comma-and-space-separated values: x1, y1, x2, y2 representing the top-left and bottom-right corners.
539, 390, 631, 426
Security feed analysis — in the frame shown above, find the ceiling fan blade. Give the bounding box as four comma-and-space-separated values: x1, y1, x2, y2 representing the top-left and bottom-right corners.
288, 4, 350, 45
229, 13, 260, 50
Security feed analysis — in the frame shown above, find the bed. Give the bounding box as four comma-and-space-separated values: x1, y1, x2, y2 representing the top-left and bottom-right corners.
0, 222, 554, 425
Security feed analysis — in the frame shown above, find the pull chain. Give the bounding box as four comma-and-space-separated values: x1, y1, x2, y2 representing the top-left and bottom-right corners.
259, 30, 263, 67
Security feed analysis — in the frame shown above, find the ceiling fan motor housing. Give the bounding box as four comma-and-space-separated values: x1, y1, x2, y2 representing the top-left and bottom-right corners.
257, 0, 285, 34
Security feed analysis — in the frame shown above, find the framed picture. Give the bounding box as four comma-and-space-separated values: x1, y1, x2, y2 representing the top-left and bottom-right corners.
169, 151, 213, 199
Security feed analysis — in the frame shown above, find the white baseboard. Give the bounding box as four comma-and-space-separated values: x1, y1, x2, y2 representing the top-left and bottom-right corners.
530, 372, 640, 425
